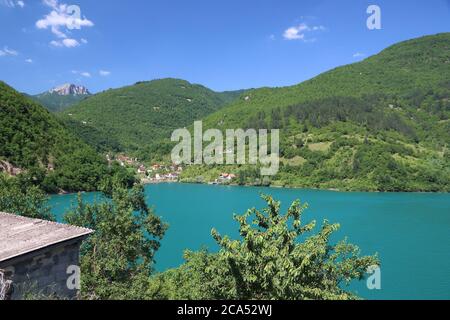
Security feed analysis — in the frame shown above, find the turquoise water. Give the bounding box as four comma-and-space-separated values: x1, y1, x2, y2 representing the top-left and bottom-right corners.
49, 183, 450, 300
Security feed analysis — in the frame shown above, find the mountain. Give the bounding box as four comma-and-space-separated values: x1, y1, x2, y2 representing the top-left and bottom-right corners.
179, 33, 450, 192
59, 78, 246, 156
32, 84, 91, 112
50, 83, 91, 95
0, 81, 112, 193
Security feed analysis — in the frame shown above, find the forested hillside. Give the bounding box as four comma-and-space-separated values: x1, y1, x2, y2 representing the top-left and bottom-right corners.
60, 79, 245, 156
31, 92, 90, 112
180, 33, 450, 192
13, 34, 448, 192
0, 81, 121, 193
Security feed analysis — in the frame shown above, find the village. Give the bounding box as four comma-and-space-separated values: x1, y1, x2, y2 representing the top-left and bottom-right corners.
0, 154, 238, 186
107, 154, 182, 183
106, 154, 238, 185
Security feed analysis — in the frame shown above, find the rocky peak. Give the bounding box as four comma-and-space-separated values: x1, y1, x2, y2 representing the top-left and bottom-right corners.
49, 84, 90, 96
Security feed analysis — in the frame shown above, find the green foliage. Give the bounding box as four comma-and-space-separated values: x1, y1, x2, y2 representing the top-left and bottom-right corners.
63, 118, 124, 153
0, 81, 122, 193
64, 184, 168, 300
148, 249, 218, 300
0, 174, 53, 220
97, 162, 137, 196
31, 92, 90, 112
153, 196, 378, 300
60, 79, 245, 159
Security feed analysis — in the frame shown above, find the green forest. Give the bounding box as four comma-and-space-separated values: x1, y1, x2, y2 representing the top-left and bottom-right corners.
31, 91, 91, 112
0, 81, 133, 193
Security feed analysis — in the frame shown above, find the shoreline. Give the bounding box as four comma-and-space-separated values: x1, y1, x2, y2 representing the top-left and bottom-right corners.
49, 183, 450, 197
141, 180, 450, 195
46, 180, 450, 197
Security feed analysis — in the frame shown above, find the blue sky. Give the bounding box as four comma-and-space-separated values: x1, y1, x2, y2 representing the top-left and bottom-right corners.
0, 0, 449, 94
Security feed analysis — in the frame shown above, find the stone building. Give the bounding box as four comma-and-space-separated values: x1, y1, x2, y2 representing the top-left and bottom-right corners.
0, 212, 93, 300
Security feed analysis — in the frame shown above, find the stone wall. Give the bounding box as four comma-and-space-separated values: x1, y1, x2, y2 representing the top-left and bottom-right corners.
0, 269, 13, 300
0, 239, 82, 300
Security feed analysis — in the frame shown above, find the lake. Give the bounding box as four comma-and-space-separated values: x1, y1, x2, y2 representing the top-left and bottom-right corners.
49, 183, 450, 300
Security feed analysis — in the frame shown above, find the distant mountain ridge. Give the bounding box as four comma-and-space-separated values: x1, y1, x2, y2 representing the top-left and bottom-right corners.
32, 84, 92, 112
49, 83, 91, 96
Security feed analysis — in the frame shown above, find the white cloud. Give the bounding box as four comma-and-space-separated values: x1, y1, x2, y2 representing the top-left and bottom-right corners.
36, 10, 94, 38
72, 70, 91, 78
99, 70, 111, 76
80, 38, 88, 44
62, 38, 79, 47
0, 46, 19, 57
283, 22, 326, 42
353, 52, 366, 58
43, 0, 58, 9
3, 47, 18, 55
25, 58, 33, 63
37, 0, 94, 46
312, 26, 325, 31
283, 24, 307, 40
1, 0, 25, 8
50, 40, 62, 47
50, 38, 80, 48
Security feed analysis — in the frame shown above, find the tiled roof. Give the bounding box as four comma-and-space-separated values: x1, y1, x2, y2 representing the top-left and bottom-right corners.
0, 212, 94, 263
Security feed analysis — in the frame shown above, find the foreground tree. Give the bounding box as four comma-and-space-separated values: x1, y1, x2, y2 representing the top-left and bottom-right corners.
0, 174, 52, 220
65, 184, 168, 300
153, 195, 378, 300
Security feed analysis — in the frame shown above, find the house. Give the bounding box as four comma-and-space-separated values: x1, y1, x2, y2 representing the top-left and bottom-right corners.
166, 173, 179, 181
219, 173, 236, 182
0, 213, 94, 300
137, 165, 147, 174
151, 164, 161, 171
